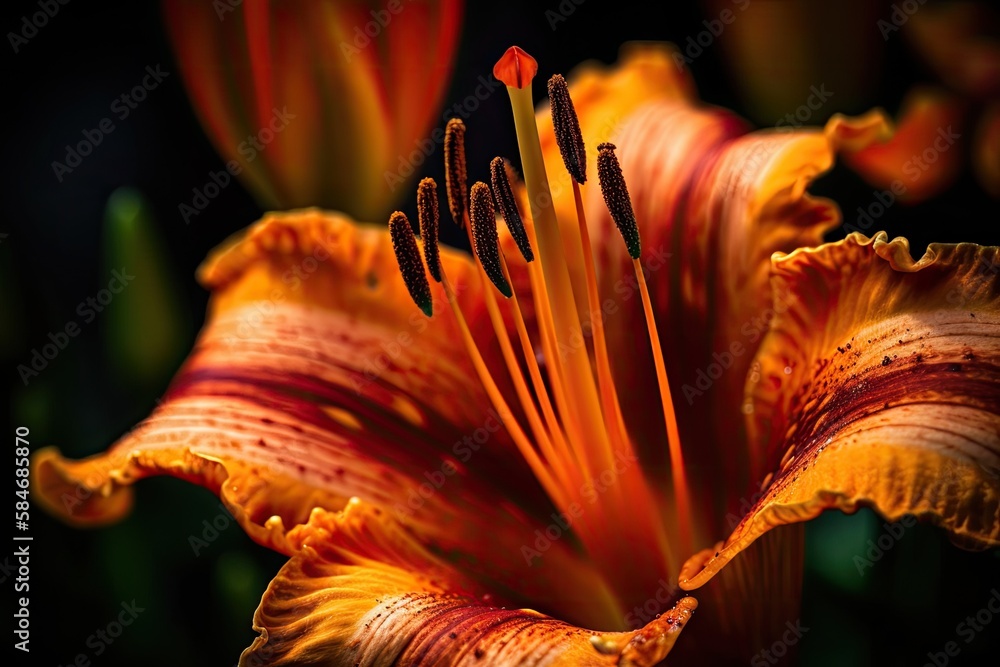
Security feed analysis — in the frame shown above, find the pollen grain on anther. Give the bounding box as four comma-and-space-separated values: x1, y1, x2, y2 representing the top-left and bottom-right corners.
597, 142, 641, 259
444, 118, 469, 228
417, 177, 442, 283
388, 211, 433, 317
490, 157, 533, 263
547, 74, 587, 184
469, 181, 512, 298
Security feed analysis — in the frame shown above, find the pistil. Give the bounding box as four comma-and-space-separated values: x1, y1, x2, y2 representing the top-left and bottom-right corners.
494, 46, 618, 492
389, 46, 699, 619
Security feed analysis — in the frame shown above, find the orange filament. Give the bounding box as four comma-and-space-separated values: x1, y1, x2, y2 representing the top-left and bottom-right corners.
439, 272, 569, 510
633, 257, 693, 557
460, 201, 590, 503
469, 234, 582, 502
498, 52, 681, 603
496, 253, 578, 487
386, 47, 699, 617
571, 181, 633, 464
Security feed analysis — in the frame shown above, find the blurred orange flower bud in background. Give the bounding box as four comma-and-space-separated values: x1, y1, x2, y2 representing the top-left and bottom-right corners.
163, 0, 463, 221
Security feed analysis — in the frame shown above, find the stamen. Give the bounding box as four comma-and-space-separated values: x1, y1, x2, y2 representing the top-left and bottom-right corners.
397, 46, 684, 615
596, 143, 641, 259
440, 136, 566, 488
442, 152, 586, 532
551, 80, 675, 572
569, 167, 634, 467
499, 178, 579, 448
496, 46, 642, 532
388, 211, 432, 317
489, 157, 534, 262
416, 177, 442, 283
548, 73, 631, 462
495, 46, 609, 453
469, 182, 512, 298
496, 254, 580, 493
444, 118, 469, 228
634, 257, 692, 554
547, 74, 587, 184
596, 144, 693, 554
478, 254, 582, 505
429, 203, 572, 512
493, 45, 538, 89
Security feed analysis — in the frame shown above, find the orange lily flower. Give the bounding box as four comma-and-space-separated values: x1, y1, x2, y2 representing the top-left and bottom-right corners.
163, 0, 463, 221
34, 44, 1000, 665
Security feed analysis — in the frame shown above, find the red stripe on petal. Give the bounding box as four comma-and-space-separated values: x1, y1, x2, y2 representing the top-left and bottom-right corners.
244, 501, 697, 667
682, 233, 1000, 589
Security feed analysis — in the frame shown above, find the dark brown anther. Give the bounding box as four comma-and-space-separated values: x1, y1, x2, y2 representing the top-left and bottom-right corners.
444, 118, 469, 228
489, 157, 534, 263
596, 143, 641, 259
388, 211, 433, 317
469, 182, 512, 298
416, 177, 442, 283
547, 74, 587, 184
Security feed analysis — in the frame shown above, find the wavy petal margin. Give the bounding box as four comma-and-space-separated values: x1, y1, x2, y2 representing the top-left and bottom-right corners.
579, 104, 894, 537
840, 87, 966, 204
33, 210, 622, 627
243, 499, 697, 667
681, 232, 1000, 588
524, 42, 905, 543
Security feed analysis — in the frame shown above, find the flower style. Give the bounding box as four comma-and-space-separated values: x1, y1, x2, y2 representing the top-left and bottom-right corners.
34, 43, 999, 665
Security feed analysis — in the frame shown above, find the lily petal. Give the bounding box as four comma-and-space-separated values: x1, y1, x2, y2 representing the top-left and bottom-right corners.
244, 499, 697, 667
162, 0, 463, 220
582, 105, 894, 537
840, 87, 966, 204
531, 44, 897, 539
33, 209, 621, 627
681, 232, 1000, 588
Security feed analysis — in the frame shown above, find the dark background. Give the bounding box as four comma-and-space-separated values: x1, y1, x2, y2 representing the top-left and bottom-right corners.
3, 1, 999, 665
